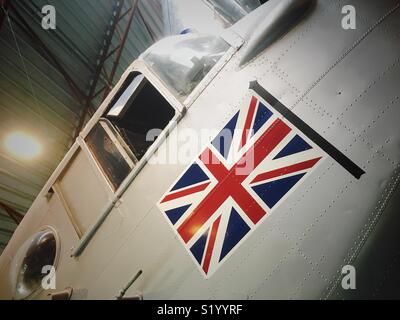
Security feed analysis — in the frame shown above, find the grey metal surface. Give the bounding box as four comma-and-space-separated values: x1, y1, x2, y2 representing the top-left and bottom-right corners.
1, 0, 399, 300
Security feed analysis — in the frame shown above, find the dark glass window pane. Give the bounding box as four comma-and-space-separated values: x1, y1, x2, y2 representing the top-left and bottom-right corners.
107, 74, 175, 161
86, 73, 176, 191
86, 123, 131, 190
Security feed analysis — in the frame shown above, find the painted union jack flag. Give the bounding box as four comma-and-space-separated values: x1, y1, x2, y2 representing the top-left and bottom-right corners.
158, 92, 325, 277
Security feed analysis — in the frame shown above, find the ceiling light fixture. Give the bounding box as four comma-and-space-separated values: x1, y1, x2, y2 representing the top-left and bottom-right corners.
4, 131, 42, 160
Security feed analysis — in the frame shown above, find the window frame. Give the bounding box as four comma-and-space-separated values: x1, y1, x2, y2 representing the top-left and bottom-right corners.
106, 73, 146, 118
140, 29, 244, 109
84, 119, 138, 191
80, 60, 184, 194
98, 118, 138, 169
79, 29, 243, 194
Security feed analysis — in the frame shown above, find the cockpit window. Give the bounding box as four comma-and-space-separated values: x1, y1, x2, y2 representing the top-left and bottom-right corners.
141, 33, 230, 100
86, 72, 176, 190
107, 74, 145, 117
86, 121, 134, 189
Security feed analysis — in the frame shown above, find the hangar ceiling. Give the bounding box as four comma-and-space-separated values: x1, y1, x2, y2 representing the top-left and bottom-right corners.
0, 0, 164, 253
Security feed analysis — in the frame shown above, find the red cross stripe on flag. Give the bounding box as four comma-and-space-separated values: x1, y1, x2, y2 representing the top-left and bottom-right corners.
158, 93, 325, 277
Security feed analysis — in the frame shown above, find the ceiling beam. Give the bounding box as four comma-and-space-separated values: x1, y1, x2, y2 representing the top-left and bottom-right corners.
0, 201, 24, 225
73, 0, 127, 139
102, 0, 139, 100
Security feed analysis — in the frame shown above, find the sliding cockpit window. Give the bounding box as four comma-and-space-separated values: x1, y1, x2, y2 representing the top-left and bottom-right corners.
141, 33, 230, 100
86, 72, 176, 190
